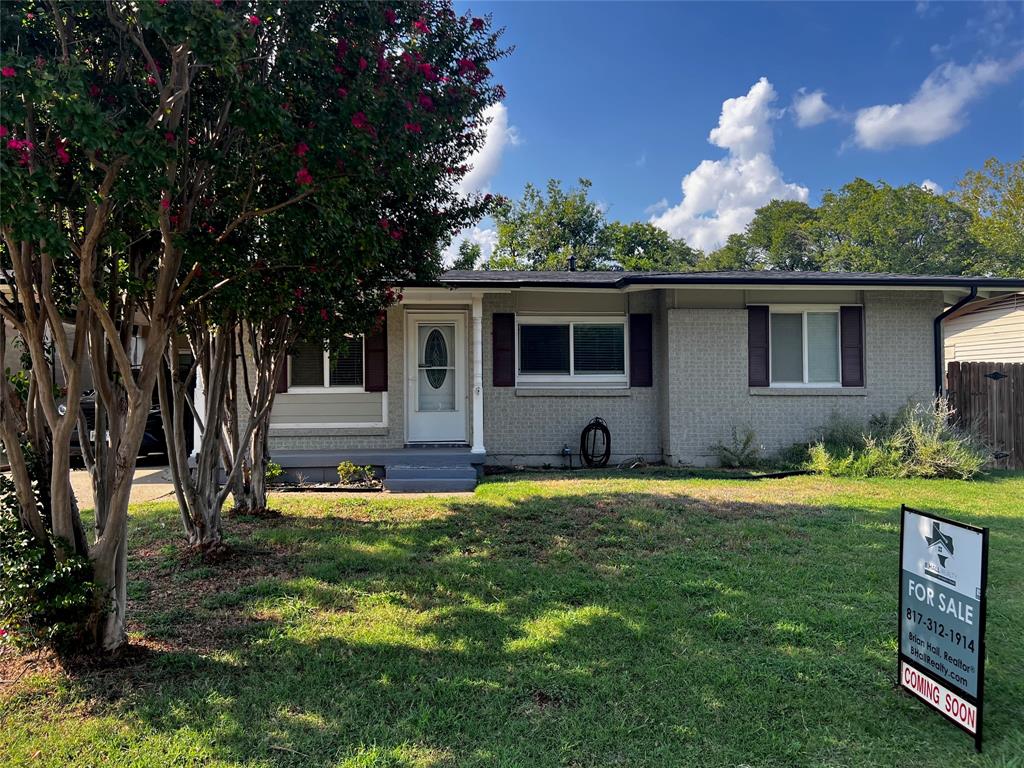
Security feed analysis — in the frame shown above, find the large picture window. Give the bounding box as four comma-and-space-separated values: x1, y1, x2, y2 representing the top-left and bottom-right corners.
516, 317, 627, 386
769, 308, 841, 386
289, 337, 364, 390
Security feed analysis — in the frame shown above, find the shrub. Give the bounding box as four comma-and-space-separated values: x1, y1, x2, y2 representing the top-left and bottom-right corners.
337, 461, 375, 486
713, 426, 762, 469
265, 461, 283, 484
805, 399, 987, 480
0, 476, 94, 650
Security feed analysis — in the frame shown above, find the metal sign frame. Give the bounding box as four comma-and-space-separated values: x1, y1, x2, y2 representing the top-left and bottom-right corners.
898, 504, 989, 752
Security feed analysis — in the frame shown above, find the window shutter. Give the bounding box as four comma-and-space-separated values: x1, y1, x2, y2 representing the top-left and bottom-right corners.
275, 356, 288, 394
492, 313, 515, 387
840, 305, 865, 387
364, 315, 388, 392
629, 313, 653, 387
747, 306, 770, 387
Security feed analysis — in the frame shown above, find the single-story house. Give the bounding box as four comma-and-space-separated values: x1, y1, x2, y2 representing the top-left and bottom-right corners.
943, 292, 1024, 364
251, 270, 1024, 490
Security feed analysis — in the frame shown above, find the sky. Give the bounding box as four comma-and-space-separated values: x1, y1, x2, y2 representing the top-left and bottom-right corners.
446, 0, 1024, 262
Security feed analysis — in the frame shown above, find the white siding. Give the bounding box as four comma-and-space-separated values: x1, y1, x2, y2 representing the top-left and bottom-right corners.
944, 298, 1024, 364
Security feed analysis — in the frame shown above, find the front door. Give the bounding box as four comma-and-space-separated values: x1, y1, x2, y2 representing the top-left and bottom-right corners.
406, 312, 467, 443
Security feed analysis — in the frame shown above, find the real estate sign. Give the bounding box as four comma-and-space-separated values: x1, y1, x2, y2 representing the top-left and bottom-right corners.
898, 505, 989, 751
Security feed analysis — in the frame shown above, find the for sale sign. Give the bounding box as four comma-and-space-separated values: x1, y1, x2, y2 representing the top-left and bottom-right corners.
899, 505, 989, 751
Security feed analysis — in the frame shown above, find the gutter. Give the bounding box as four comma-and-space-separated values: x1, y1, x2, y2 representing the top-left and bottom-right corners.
933, 286, 977, 396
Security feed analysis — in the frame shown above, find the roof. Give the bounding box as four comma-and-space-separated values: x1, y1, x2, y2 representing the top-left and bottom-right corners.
435, 270, 1024, 290
945, 291, 1023, 321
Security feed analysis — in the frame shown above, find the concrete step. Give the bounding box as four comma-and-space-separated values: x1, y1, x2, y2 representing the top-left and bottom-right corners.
383, 477, 477, 493
386, 464, 478, 481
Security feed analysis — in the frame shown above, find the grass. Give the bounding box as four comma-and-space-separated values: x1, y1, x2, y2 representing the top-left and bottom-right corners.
2, 470, 1023, 767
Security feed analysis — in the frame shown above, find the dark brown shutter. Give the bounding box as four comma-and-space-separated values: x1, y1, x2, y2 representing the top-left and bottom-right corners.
492, 312, 514, 387
275, 356, 289, 394
840, 305, 865, 387
747, 306, 770, 387
364, 315, 388, 392
629, 313, 653, 387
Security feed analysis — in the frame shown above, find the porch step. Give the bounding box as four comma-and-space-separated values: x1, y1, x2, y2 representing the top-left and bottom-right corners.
383, 464, 478, 493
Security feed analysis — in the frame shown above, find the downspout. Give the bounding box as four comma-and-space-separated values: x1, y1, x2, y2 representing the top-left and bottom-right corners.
933, 286, 977, 396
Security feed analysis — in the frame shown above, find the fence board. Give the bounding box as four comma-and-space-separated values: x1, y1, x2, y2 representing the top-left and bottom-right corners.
947, 361, 1024, 470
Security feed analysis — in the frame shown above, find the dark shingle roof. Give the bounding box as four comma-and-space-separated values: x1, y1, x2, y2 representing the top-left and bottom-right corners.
436, 270, 1024, 290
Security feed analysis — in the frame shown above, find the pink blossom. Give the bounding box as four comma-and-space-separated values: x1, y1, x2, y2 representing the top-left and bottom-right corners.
212, 0, 222, 6
89, 84, 101, 97
336, 40, 349, 59
418, 63, 438, 82
1, 67, 15, 78
295, 167, 313, 186
160, 196, 171, 210
164, 131, 175, 143
457, 58, 476, 76
413, 18, 429, 34
336, 86, 348, 98
384, 8, 397, 25
158, 0, 168, 6
147, 75, 157, 86
320, 308, 329, 321
247, 15, 260, 26
55, 139, 70, 165
404, 122, 422, 134
358, 57, 367, 72
378, 217, 390, 231
416, 93, 434, 111
294, 142, 309, 157
351, 111, 373, 132
294, 288, 304, 298
390, 229, 402, 240
471, 17, 484, 31
0, 125, 7, 138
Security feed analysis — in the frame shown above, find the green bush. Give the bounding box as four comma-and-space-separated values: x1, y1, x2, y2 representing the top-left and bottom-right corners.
265, 460, 283, 484
336, 461, 375, 486
805, 399, 987, 480
713, 426, 762, 469
0, 476, 94, 650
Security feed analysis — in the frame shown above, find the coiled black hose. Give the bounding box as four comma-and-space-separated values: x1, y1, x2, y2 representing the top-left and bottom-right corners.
580, 417, 611, 468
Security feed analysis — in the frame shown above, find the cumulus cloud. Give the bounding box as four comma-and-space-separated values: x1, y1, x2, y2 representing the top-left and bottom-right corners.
792, 88, 839, 127
459, 102, 520, 195
442, 225, 498, 267
650, 78, 809, 252
920, 179, 944, 194
853, 54, 1024, 149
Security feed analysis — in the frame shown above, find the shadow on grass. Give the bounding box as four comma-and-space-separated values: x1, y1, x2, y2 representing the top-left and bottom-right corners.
26, 483, 1024, 767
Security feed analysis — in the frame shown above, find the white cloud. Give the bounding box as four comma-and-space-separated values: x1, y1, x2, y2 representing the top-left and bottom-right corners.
650, 78, 809, 252
853, 54, 1024, 149
442, 225, 498, 267
792, 88, 839, 128
644, 198, 669, 217
920, 179, 943, 194
459, 102, 520, 195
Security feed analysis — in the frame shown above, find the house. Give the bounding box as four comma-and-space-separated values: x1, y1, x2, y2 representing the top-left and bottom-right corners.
252, 270, 1024, 490
943, 292, 1024, 364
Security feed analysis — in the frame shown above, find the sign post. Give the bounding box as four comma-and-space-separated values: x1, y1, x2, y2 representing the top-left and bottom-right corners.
898, 505, 988, 751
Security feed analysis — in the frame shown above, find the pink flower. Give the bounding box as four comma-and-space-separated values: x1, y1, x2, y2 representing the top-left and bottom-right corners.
336, 86, 348, 98
404, 122, 422, 134
336, 40, 349, 59
295, 167, 313, 186
212, 0, 222, 6
418, 63, 438, 82
158, 0, 168, 6
247, 15, 260, 26
457, 58, 476, 76
164, 131, 175, 143
55, 139, 70, 165
471, 17, 484, 31
390, 229, 402, 240
160, 196, 171, 210
378, 217, 390, 231
294, 142, 309, 157
416, 93, 433, 111
384, 8, 396, 24
413, 18, 429, 34
320, 308, 329, 321
351, 111, 373, 132
294, 288, 304, 298
358, 57, 367, 72
147, 76, 157, 86
1, 67, 15, 78
0, 125, 7, 138
89, 84, 101, 97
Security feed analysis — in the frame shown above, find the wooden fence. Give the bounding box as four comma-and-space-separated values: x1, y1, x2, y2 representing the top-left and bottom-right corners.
946, 361, 1024, 470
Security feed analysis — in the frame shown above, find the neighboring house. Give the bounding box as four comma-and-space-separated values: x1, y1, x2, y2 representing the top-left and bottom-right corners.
236, 270, 1023, 490
943, 292, 1024, 364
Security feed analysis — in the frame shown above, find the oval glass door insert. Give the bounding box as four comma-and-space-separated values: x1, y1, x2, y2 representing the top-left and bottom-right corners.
424, 328, 448, 389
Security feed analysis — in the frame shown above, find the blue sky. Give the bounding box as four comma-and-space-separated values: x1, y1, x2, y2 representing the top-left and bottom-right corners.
448, 0, 1024, 260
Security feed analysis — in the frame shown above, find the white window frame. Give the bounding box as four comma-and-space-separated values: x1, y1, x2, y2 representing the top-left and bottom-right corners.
767, 304, 846, 388
515, 314, 629, 388
287, 335, 366, 393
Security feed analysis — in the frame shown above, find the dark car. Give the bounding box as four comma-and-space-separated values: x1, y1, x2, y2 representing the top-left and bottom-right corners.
68, 389, 168, 459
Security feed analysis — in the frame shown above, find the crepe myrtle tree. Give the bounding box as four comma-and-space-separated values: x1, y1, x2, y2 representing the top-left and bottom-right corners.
0, 1, 384, 652
153, 1, 506, 545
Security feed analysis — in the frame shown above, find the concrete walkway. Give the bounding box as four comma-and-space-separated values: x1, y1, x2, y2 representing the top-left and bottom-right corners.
70, 461, 177, 511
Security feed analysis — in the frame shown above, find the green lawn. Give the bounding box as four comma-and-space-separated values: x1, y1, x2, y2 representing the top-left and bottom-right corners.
2, 472, 1023, 767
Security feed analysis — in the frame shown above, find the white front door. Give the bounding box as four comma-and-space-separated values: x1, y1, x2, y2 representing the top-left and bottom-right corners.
406, 312, 467, 443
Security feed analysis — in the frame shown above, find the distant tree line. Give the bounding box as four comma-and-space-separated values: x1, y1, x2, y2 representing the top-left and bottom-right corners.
457, 157, 1022, 277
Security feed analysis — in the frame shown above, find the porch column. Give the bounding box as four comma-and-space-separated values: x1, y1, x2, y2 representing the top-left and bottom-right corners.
190, 366, 204, 464
471, 293, 485, 455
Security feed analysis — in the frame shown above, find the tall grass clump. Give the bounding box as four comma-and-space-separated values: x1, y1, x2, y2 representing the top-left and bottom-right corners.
806, 399, 987, 480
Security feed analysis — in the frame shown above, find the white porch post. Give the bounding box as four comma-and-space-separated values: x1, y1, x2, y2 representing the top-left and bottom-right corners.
471, 293, 485, 455
190, 366, 205, 464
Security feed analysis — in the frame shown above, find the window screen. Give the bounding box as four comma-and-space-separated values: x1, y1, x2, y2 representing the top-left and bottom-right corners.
807, 312, 839, 383
519, 325, 570, 374
329, 338, 363, 387
770, 313, 803, 383
291, 341, 324, 386
573, 324, 625, 374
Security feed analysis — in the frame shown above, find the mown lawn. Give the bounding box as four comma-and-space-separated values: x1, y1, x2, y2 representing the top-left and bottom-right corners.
2, 471, 1023, 767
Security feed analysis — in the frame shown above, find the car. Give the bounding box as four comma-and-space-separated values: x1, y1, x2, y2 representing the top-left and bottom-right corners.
67, 389, 167, 460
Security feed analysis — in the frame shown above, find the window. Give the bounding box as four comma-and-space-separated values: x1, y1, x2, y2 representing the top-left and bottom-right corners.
769, 308, 841, 386
516, 317, 627, 386
289, 337, 364, 390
